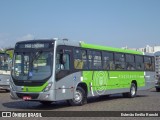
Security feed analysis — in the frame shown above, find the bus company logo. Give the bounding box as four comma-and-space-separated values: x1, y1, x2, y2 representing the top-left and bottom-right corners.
93, 71, 108, 95
2, 112, 11, 117
73, 76, 76, 81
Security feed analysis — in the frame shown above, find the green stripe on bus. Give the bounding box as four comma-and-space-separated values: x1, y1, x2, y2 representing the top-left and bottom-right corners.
22, 82, 48, 92
81, 43, 143, 55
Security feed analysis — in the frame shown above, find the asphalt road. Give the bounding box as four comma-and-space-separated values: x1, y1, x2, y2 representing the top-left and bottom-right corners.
0, 88, 160, 120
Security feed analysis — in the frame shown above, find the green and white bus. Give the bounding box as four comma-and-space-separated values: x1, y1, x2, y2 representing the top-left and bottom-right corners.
10, 39, 155, 105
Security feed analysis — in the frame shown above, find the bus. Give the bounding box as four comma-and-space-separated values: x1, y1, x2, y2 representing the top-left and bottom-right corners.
154, 51, 160, 92
0, 49, 13, 92
10, 39, 155, 105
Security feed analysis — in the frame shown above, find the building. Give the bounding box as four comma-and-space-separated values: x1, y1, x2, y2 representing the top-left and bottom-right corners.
153, 46, 160, 52
145, 45, 154, 53
122, 45, 160, 53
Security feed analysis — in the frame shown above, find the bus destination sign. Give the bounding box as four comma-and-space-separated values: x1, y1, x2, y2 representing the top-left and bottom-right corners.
25, 43, 45, 48
17, 43, 50, 49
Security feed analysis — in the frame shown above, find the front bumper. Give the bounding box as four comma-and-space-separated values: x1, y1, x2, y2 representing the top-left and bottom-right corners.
0, 85, 10, 90
10, 90, 55, 101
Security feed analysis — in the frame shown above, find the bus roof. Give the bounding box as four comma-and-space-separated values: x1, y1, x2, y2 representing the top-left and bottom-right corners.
14, 39, 143, 55
15, 39, 54, 44
81, 42, 143, 55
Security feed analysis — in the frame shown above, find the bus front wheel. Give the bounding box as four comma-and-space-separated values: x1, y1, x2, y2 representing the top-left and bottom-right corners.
123, 83, 137, 98
68, 86, 87, 106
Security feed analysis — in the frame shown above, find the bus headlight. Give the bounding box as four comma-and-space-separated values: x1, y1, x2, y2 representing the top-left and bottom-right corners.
43, 82, 52, 92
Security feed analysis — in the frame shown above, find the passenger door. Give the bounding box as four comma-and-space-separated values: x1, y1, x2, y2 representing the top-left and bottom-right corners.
55, 45, 74, 100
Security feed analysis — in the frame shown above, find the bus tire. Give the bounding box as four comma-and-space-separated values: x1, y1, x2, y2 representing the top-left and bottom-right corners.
39, 101, 53, 105
156, 88, 160, 92
123, 83, 137, 98
68, 86, 87, 106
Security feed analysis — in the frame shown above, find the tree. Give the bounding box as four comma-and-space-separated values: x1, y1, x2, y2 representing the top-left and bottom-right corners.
6, 50, 14, 59
0, 48, 14, 59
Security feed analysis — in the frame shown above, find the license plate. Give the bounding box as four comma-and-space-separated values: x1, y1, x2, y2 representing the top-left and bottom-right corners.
23, 96, 32, 100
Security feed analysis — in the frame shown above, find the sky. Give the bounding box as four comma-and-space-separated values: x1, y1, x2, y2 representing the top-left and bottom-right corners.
0, 0, 160, 49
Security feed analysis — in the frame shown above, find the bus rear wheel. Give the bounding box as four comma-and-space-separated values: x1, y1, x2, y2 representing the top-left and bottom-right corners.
123, 83, 137, 98
68, 86, 87, 106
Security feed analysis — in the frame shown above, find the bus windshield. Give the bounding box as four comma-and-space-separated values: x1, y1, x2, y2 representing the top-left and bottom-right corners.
0, 53, 12, 75
12, 51, 53, 81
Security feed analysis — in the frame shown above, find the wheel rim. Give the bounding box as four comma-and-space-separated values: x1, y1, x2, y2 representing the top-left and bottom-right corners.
74, 90, 82, 103
131, 86, 136, 96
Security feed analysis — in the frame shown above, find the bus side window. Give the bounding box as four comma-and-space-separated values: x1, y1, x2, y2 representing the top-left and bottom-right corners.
126, 54, 135, 70
56, 53, 70, 72
151, 57, 155, 71
115, 53, 125, 70
63, 54, 70, 70
56, 53, 61, 72
135, 55, 144, 70
88, 51, 93, 69
144, 56, 153, 71
74, 49, 87, 70
93, 51, 102, 69
102, 52, 114, 70
88, 50, 102, 69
